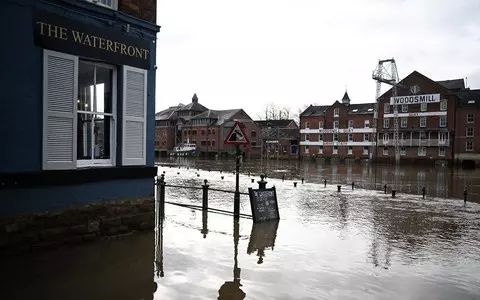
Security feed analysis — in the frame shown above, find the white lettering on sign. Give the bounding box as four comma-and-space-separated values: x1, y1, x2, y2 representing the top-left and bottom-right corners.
390, 94, 440, 105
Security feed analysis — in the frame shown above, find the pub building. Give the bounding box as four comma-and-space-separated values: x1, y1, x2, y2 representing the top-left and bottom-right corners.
0, 0, 160, 216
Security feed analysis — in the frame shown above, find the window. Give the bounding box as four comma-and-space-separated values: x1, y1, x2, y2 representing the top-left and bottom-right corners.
319, 121, 324, 129
251, 131, 257, 137
401, 117, 407, 128
201, 141, 206, 146
401, 104, 408, 113
383, 119, 389, 128
305, 121, 310, 129
466, 141, 474, 151
420, 117, 426, 128
348, 134, 353, 141
201, 130, 205, 135
333, 134, 338, 141
467, 128, 474, 137
384, 104, 390, 114
319, 134, 323, 141
334, 108, 340, 116
400, 147, 406, 156
333, 146, 338, 154
305, 134, 310, 141
319, 145, 323, 154
439, 117, 446, 128
420, 132, 426, 141
439, 132, 446, 144
418, 147, 426, 156
364, 134, 369, 141
439, 147, 445, 157
383, 147, 388, 155
208, 129, 211, 134
348, 120, 354, 128
212, 129, 215, 134
86, 0, 118, 9
421, 103, 427, 111
212, 140, 215, 146
383, 133, 389, 142
347, 146, 352, 155
363, 146, 369, 155
467, 113, 475, 123
401, 133, 407, 140
334, 121, 339, 129
305, 145, 309, 153
364, 120, 370, 128
440, 99, 447, 111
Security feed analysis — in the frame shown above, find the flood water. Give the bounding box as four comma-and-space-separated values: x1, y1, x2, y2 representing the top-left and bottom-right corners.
1, 158, 480, 299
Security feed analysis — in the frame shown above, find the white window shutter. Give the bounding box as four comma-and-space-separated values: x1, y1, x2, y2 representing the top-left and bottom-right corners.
43, 50, 78, 170
122, 66, 147, 166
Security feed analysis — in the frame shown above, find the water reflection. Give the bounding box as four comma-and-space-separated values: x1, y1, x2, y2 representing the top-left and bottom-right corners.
247, 220, 279, 264
155, 219, 164, 278
201, 210, 209, 238
217, 219, 245, 300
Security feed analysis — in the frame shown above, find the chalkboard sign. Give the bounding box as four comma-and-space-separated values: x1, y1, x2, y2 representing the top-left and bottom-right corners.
248, 187, 280, 223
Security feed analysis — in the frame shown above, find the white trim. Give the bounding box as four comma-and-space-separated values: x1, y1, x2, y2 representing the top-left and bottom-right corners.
42, 50, 78, 170
85, 0, 118, 10
300, 141, 376, 146
384, 111, 447, 118
122, 65, 148, 166
300, 128, 376, 134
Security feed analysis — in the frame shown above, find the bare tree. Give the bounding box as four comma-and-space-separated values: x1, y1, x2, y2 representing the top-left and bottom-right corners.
257, 103, 293, 120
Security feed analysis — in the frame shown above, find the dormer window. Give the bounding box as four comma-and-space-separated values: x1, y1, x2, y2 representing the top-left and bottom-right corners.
86, 0, 118, 9
334, 108, 339, 117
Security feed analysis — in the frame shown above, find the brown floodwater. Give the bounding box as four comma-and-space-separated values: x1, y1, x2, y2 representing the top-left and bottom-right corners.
1, 158, 479, 299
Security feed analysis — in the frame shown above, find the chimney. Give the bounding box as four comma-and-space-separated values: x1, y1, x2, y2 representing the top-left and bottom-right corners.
192, 93, 198, 103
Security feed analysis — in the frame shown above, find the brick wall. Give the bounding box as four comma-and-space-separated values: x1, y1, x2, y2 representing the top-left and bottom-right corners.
119, 0, 156, 24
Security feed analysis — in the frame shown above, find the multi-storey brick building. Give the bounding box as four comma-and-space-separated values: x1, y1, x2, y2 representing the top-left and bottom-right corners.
376, 71, 459, 164
254, 120, 300, 159
454, 89, 480, 167
299, 92, 376, 160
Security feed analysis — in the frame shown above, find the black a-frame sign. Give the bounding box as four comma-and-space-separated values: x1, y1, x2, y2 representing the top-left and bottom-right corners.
224, 121, 250, 145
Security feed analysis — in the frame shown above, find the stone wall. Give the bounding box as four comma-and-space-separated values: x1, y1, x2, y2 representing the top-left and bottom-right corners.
0, 197, 155, 256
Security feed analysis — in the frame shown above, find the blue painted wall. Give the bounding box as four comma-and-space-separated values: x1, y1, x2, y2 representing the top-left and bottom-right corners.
0, 0, 158, 215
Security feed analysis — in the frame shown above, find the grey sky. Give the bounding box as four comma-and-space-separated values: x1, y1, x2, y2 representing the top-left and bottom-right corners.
156, 0, 480, 119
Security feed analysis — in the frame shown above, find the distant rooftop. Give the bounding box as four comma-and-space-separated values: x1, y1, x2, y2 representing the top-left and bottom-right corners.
254, 119, 297, 128
436, 79, 466, 91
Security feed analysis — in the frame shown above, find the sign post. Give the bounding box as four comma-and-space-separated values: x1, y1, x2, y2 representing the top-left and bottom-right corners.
224, 121, 250, 218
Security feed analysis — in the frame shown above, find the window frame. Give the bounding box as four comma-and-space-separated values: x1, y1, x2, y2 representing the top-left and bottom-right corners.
77, 61, 118, 168
440, 99, 447, 111
401, 117, 407, 128
418, 146, 426, 156
421, 103, 427, 112
401, 104, 408, 113
467, 113, 475, 123
400, 147, 406, 156
333, 121, 339, 129
319, 121, 324, 129
383, 118, 389, 128
85, 0, 118, 10
384, 103, 390, 114
364, 120, 370, 128
439, 117, 446, 128
305, 121, 310, 129
383, 147, 388, 156
467, 127, 474, 137
466, 141, 473, 152
334, 108, 340, 116
420, 117, 426, 128
348, 120, 354, 128
438, 147, 445, 157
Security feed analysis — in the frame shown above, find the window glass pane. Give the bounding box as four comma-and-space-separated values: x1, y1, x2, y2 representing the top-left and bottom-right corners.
77, 113, 93, 160
78, 62, 94, 112
95, 66, 113, 113
94, 115, 111, 159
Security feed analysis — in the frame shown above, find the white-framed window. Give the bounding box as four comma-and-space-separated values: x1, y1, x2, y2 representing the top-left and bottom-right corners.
440, 99, 447, 111
319, 121, 324, 129
86, 0, 118, 9
319, 145, 323, 154
400, 147, 406, 156
348, 133, 353, 141
439, 147, 445, 157
334, 108, 340, 116
363, 146, 368, 155
383, 118, 389, 128
401, 117, 407, 128
304, 145, 309, 154
467, 113, 475, 123
383, 147, 388, 155
364, 120, 370, 128
305, 134, 310, 141
420, 117, 426, 128
305, 121, 310, 129
420, 132, 426, 141
401, 104, 408, 113
467, 127, 474, 137
421, 103, 427, 112
319, 134, 323, 141
384, 104, 390, 114
364, 134, 369, 142
333, 134, 338, 141
401, 132, 407, 141
347, 146, 352, 155
439, 132, 446, 144
418, 147, 426, 156
348, 120, 354, 128
466, 141, 473, 152
333, 121, 339, 129
439, 117, 446, 128
333, 145, 338, 154
383, 133, 389, 142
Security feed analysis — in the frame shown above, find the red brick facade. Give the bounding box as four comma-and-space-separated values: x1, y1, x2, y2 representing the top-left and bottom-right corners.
119, 0, 156, 23
454, 90, 480, 166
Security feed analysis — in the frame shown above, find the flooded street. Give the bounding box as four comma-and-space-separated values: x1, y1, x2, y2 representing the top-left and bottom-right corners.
1, 159, 480, 299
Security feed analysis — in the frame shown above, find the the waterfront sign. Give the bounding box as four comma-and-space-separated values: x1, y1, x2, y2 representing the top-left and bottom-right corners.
34, 10, 151, 69
390, 94, 440, 105
248, 187, 280, 223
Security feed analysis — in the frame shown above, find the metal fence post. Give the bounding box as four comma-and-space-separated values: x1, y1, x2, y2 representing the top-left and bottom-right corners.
257, 174, 267, 189
159, 174, 166, 219
202, 179, 209, 211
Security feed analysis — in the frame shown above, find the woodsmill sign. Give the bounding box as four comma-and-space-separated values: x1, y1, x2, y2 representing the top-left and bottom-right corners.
33, 11, 151, 69
390, 93, 440, 105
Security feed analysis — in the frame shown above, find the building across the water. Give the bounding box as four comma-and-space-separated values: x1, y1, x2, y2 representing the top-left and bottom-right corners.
254, 119, 300, 159
0, 0, 160, 216
454, 89, 480, 168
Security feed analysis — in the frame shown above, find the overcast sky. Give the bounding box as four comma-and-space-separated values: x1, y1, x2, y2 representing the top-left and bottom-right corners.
156, 0, 480, 119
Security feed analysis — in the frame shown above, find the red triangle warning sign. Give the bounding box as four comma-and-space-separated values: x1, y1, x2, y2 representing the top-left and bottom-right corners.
224, 121, 250, 145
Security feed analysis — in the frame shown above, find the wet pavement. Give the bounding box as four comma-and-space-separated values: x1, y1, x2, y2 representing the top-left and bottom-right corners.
1, 159, 480, 299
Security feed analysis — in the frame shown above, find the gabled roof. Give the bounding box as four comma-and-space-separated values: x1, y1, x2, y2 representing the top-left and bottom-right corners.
300, 102, 374, 117
456, 89, 480, 108
155, 103, 185, 120
254, 119, 296, 128
192, 109, 244, 125
300, 105, 330, 117
436, 79, 465, 91
347, 103, 375, 115
178, 101, 208, 112
261, 127, 299, 140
